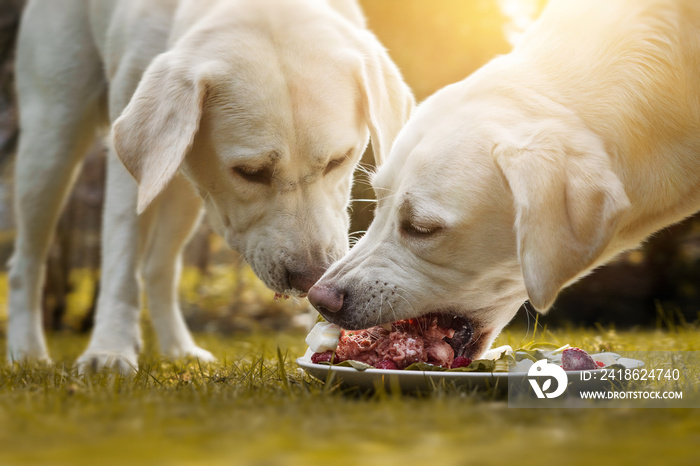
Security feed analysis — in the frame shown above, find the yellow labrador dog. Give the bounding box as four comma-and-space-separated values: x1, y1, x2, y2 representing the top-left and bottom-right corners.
309, 0, 700, 359
8, 0, 413, 371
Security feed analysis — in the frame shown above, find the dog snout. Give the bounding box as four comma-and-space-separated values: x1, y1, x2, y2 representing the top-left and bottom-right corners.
308, 284, 344, 316
287, 266, 326, 294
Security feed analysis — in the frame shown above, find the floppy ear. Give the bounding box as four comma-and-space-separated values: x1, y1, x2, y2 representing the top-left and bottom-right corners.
358, 45, 414, 166
494, 131, 630, 312
112, 52, 209, 214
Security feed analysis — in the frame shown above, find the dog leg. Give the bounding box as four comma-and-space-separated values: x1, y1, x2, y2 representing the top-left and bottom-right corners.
71, 19, 178, 372
7, 1, 105, 363
75, 154, 152, 374
8, 122, 101, 364
141, 176, 215, 362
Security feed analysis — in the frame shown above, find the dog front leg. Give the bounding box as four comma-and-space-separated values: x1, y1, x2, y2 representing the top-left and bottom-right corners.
140, 175, 215, 362
75, 154, 152, 374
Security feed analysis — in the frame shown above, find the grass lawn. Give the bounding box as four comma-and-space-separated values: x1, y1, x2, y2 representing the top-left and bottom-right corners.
1, 325, 699, 466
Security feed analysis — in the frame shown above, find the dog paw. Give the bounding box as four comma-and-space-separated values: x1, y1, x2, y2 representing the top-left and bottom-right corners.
7, 352, 53, 365
75, 350, 139, 375
6, 344, 52, 365
166, 345, 217, 363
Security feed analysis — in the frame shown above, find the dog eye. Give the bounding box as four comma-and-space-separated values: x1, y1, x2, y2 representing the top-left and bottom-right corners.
400, 220, 442, 238
232, 166, 273, 185
324, 157, 346, 175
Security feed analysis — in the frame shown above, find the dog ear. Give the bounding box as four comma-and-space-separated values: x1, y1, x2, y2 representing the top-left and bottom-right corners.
358, 44, 414, 166
113, 52, 210, 214
494, 132, 630, 312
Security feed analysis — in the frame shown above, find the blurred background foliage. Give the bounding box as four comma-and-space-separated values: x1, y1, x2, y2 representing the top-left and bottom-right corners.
0, 0, 699, 337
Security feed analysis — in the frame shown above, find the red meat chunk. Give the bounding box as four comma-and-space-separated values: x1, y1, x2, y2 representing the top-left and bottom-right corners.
311, 351, 336, 364
451, 356, 472, 368
334, 315, 456, 369
374, 360, 399, 370
561, 347, 597, 371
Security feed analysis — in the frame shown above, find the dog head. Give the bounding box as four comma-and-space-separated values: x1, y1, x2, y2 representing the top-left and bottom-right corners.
308, 70, 629, 358
112, 1, 413, 295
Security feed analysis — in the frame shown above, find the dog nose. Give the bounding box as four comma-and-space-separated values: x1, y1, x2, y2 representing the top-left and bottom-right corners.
308, 284, 344, 314
288, 267, 325, 294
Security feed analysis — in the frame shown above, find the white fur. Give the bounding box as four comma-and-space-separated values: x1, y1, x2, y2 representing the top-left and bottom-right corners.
7, 0, 413, 372
310, 0, 700, 359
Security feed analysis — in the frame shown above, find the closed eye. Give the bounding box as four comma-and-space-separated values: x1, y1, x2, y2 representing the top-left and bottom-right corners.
399, 220, 443, 238
324, 156, 346, 175
232, 165, 273, 185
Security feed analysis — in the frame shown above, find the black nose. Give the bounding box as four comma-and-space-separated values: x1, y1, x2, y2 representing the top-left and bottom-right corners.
307, 283, 345, 314
288, 267, 325, 294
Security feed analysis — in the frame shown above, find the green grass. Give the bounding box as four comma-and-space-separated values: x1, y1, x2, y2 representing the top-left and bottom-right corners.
1, 325, 699, 466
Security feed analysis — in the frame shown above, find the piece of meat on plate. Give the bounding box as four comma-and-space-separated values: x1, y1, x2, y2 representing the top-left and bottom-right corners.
334, 315, 456, 369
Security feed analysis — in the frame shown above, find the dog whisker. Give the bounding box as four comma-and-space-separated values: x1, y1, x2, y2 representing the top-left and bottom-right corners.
354, 162, 377, 178
387, 300, 398, 324
393, 287, 418, 316
375, 293, 384, 328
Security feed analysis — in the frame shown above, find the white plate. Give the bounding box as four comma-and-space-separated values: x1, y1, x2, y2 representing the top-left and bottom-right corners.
296, 356, 645, 392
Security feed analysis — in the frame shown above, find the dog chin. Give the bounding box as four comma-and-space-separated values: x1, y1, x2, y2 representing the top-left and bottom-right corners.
247, 261, 285, 294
